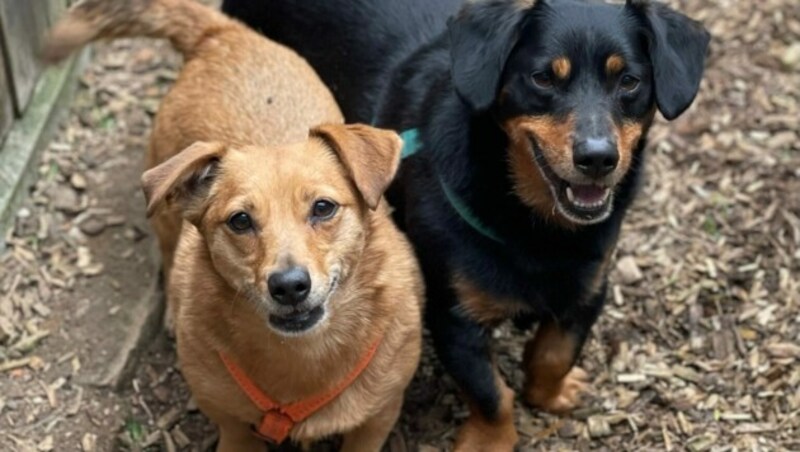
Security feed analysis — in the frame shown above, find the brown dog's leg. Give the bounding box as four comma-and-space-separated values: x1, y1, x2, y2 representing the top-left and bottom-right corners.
522, 321, 589, 413
151, 212, 183, 334
151, 211, 183, 281
341, 392, 404, 452
454, 369, 518, 452
215, 419, 265, 452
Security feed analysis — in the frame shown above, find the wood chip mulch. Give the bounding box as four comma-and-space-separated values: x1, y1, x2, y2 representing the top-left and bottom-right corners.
1, 0, 798, 450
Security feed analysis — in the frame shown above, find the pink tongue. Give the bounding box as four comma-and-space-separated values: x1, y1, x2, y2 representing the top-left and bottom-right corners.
571, 184, 606, 203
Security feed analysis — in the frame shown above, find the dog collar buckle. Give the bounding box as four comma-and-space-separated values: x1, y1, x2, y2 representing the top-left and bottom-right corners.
252, 410, 294, 444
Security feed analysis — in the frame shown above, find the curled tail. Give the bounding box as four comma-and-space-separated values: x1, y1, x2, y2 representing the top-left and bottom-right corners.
42, 0, 231, 63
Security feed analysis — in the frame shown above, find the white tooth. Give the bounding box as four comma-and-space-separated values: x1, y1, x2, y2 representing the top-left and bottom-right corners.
566, 186, 575, 203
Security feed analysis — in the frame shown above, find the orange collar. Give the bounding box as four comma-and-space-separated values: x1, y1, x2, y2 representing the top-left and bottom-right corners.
218, 336, 382, 444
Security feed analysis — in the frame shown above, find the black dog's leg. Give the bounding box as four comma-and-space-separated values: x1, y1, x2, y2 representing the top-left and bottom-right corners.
429, 303, 518, 451
521, 286, 606, 413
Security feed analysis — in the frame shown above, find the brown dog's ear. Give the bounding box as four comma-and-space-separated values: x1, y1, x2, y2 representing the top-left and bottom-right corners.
141, 142, 227, 218
310, 124, 403, 210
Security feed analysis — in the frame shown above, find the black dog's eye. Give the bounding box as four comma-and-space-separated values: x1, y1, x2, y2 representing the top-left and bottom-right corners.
619, 74, 640, 92
227, 212, 253, 233
310, 199, 338, 221
531, 71, 554, 89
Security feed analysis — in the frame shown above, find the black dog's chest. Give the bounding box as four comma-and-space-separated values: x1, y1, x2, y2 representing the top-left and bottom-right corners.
387, 118, 613, 321
455, 235, 604, 317
399, 164, 611, 321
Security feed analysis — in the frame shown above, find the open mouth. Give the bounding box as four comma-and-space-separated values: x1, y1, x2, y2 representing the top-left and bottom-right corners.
528, 138, 614, 224
268, 305, 325, 333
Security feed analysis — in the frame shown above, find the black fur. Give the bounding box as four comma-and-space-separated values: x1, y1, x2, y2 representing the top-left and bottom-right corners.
449, 0, 530, 111
221, 0, 463, 123
224, 0, 709, 421
627, 0, 711, 119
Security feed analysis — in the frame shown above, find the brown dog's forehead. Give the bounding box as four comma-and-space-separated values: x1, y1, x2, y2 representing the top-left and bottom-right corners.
217, 141, 354, 207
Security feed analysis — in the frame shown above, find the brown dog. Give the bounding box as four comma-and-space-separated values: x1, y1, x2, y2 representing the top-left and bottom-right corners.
44, 1, 423, 450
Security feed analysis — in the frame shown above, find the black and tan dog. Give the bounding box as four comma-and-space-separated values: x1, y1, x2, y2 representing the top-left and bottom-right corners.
224, 0, 710, 449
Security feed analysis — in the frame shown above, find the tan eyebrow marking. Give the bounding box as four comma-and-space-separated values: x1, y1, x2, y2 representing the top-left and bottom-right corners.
605, 54, 625, 75
551, 57, 571, 80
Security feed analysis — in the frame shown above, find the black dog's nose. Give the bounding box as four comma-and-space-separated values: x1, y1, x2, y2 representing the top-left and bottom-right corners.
268, 267, 311, 305
573, 138, 619, 178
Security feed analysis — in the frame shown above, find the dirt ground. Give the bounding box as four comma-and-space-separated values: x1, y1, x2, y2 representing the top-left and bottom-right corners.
1, 0, 799, 451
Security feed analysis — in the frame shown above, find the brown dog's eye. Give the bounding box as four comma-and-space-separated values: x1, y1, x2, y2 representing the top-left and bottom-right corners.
227, 212, 253, 233
619, 74, 640, 92
310, 199, 338, 221
531, 71, 553, 89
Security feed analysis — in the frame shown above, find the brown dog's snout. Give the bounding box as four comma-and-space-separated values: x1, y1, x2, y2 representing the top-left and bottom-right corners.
572, 137, 618, 178
268, 266, 312, 306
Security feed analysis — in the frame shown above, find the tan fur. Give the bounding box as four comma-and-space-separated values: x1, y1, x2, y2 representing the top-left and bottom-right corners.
551, 57, 571, 80
451, 275, 530, 326
454, 369, 518, 452
173, 174, 423, 448
605, 54, 625, 76
43, 0, 224, 61
522, 323, 589, 413
311, 124, 402, 210
140, 141, 227, 218
504, 115, 576, 228
45, 1, 422, 450
504, 113, 649, 227
613, 120, 645, 180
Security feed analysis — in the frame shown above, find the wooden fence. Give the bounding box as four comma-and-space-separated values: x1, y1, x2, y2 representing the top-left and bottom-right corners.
0, 0, 69, 145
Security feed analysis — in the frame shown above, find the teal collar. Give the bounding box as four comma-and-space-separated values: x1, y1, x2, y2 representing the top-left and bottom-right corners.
399, 128, 421, 159
398, 128, 504, 244
439, 179, 505, 244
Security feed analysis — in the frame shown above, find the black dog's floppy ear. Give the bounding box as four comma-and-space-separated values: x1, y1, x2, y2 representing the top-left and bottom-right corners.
448, 0, 533, 111
626, 0, 710, 120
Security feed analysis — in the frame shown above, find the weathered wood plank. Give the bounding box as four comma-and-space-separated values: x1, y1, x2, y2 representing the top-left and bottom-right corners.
0, 50, 88, 249
0, 39, 12, 145
47, 0, 69, 26
0, 0, 51, 115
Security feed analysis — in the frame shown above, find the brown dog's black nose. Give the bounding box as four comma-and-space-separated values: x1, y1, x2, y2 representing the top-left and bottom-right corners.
573, 138, 618, 178
268, 267, 311, 305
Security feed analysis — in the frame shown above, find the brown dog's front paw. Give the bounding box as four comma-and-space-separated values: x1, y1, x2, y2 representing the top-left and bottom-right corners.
524, 366, 589, 414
